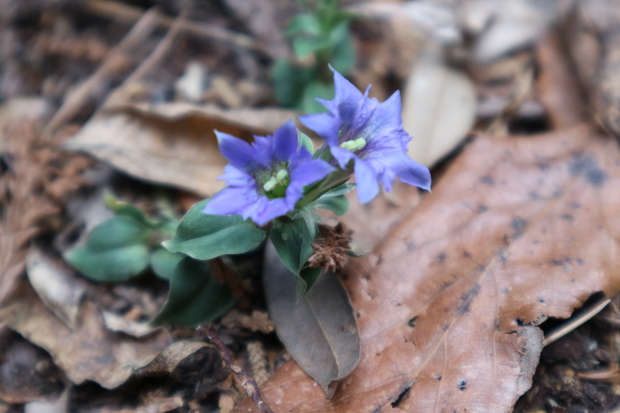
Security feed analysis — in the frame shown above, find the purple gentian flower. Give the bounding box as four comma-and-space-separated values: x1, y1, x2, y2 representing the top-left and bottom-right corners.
203, 121, 334, 226
301, 68, 431, 203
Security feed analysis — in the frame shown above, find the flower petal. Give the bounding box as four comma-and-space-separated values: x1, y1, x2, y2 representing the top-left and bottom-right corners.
392, 154, 432, 191
273, 121, 299, 161
290, 159, 335, 187
299, 113, 340, 145
218, 165, 254, 187
330, 145, 356, 169
215, 131, 255, 168
354, 159, 380, 203
203, 187, 257, 217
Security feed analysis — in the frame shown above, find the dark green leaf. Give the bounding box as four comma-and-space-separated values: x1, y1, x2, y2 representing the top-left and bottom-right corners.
307, 182, 355, 216
331, 31, 355, 74
263, 242, 360, 398
150, 248, 184, 280
272, 59, 316, 107
270, 216, 316, 275
151, 257, 234, 327
163, 199, 266, 260
64, 243, 150, 282
85, 216, 149, 251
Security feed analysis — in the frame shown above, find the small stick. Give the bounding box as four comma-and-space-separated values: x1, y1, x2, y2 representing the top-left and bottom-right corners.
542, 296, 611, 347
198, 325, 274, 413
83, 0, 268, 56
43, 8, 160, 137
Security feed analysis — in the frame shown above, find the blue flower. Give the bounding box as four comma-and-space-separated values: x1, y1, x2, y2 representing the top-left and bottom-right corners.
300, 68, 431, 203
203, 121, 335, 226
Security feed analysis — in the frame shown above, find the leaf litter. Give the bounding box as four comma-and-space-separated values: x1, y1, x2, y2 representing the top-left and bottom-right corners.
3, 1, 620, 412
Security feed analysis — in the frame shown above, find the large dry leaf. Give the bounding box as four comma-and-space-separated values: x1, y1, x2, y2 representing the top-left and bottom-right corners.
235, 125, 620, 412
64, 103, 296, 196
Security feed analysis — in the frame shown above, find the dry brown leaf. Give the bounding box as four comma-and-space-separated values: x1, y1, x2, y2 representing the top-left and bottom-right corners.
64, 103, 296, 196
1, 280, 173, 389
235, 125, 620, 412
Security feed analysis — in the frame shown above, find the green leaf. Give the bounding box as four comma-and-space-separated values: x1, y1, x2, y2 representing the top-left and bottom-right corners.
272, 59, 316, 107
150, 248, 184, 280
297, 130, 314, 154
270, 215, 316, 275
64, 243, 150, 282
306, 182, 355, 216
163, 199, 266, 260
287, 13, 321, 36
293, 37, 332, 59
85, 216, 149, 251
331, 30, 355, 74
151, 257, 234, 327
299, 80, 335, 114
103, 192, 157, 228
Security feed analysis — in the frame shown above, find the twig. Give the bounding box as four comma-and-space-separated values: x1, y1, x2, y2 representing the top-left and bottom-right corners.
198, 325, 274, 413
542, 296, 611, 347
43, 7, 160, 137
83, 0, 268, 56
124, 11, 185, 86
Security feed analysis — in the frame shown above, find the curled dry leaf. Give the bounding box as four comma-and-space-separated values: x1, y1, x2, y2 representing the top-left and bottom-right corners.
235, 125, 620, 412
25, 247, 89, 329
64, 102, 296, 196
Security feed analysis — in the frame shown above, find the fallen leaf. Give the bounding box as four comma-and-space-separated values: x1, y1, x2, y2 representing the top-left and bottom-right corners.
133, 340, 221, 378
235, 125, 620, 412
402, 46, 477, 168
64, 102, 296, 196
263, 242, 360, 398
26, 247, 89, 329
320, 180, 422, 253
1, 280, 173, 389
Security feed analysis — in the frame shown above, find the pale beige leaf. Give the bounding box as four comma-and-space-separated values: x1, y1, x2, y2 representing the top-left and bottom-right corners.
26, 247, 89, 329
64, 103, 296, 196
402, 48, 476, 168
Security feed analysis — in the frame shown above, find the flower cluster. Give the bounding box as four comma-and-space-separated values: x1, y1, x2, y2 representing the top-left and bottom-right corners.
203, 121, 333, 226
205, 68, 431, 225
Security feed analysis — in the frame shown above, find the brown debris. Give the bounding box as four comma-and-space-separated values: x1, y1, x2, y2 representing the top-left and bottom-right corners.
308, 222, 352, 274
220, 309, 274, 334
198, 325, 274, 413
0, 118, 93, 306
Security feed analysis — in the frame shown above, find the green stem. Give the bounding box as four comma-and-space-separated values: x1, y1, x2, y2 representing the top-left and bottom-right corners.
296, 167, 351, 209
